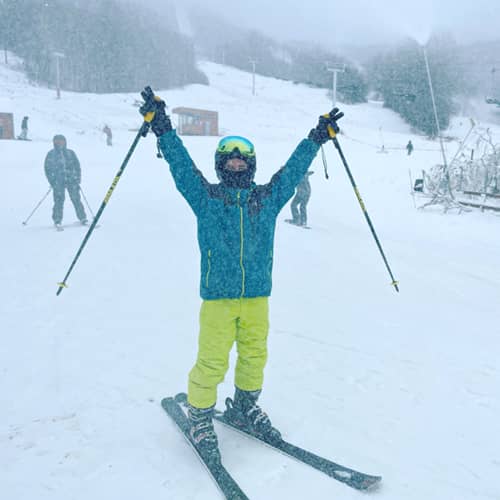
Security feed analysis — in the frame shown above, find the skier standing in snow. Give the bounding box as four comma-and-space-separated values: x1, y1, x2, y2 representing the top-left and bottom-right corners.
103, 124, 113, 146
406, 140, 414, 156
44, 134, 87, 229
18, 116, 29, 140
289, 170, 314, 227
140, 90, 343, 461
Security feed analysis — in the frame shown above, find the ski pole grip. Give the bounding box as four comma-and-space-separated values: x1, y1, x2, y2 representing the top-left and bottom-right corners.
143, 111, 155, 123
322, 113, 337, 138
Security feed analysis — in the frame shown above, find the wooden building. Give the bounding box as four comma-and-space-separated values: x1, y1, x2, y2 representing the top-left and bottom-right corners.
0, 112, 15, 139
172, 107, 218, 136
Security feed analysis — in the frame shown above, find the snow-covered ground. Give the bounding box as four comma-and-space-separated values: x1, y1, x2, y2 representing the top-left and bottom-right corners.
1, 60, 499, 500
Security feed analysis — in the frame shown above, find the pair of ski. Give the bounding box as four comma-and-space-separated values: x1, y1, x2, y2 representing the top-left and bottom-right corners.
162, 393, 381, 499
54, 221, 99, 232
284, 219, 311, 229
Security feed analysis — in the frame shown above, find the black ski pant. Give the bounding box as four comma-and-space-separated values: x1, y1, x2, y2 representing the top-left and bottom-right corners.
51, 183, 87, 224
291, 193, 310, 226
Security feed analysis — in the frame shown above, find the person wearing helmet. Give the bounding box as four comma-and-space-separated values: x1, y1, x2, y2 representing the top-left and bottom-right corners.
44, 134, 87, 229
140, 89, 343, 462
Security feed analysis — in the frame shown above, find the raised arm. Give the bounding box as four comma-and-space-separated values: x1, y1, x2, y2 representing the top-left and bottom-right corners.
139, 87, 207, 215
267, 108, 344, 211
267, 140, 319, 211
158, 131, 209, 214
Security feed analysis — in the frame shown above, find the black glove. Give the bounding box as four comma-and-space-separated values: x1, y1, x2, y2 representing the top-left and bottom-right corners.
139, 86, 173, 137
308, 108, 344, 145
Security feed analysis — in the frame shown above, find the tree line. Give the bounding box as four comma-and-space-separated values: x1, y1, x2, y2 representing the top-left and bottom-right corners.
367, 35, 463, 137
188, 7, 465, 137
0, 0, 468, 136
0, 0, 208, 93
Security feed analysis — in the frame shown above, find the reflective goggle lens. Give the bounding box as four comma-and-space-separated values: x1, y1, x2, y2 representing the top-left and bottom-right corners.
216, 136, 255, 157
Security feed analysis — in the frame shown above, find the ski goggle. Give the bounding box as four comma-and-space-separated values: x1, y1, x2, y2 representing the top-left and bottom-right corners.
216, 136, 255, 158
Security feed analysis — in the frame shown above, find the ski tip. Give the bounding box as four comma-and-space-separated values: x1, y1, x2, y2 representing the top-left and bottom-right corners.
358, 475, 382, 491
160, 397, 174, 408
160, 393, 187, 408
174, 392, 188, 405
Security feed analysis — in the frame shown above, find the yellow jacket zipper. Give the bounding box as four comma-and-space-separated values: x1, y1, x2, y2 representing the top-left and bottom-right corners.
237, 191, 245, 297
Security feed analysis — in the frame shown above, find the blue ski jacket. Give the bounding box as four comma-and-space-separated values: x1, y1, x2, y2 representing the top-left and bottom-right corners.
158, 130, 320, 300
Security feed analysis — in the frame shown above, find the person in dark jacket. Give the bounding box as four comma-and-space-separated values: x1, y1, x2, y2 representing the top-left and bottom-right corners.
289, 170, 314, 226
18, 116, 29, 140
139, 88, 343, 461
44, 134, 87, 228
406, 140, 414, 156
103, 124, 112, 146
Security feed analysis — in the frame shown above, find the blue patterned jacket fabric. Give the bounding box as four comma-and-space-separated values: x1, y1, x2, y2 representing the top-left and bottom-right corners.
158, 130, 319, 300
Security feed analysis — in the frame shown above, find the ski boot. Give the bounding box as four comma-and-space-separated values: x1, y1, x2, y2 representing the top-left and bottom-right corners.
224, 388, 282, 444
187, 404, 221, 463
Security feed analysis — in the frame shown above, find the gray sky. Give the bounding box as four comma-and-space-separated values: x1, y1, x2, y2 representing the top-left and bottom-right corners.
161, 0, 500, 47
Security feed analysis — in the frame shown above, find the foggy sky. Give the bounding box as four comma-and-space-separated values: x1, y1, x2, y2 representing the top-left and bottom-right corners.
158, 0, 500, 47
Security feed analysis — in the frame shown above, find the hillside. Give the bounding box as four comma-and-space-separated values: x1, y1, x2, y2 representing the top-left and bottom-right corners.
1, 59, 500, 500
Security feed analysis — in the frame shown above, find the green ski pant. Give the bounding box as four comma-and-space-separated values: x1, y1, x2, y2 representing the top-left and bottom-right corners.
188, 297, 269, 409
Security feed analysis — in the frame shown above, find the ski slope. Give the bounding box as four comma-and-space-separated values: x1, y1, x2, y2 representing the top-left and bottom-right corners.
1, 60, 499, 500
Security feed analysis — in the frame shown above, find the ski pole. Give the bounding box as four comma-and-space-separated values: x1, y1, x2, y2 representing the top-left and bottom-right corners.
22, 188, 52, 225
79, 186, 96, 220
320, 145, 329, 179
326, 121, 400, 292
56, 118, 153, 296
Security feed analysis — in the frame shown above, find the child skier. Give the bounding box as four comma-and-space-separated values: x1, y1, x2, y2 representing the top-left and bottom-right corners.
139, 88, 343, 461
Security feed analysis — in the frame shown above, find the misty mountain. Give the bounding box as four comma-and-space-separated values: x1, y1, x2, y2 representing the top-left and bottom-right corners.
0, 0, 207, 93
186, 6, 368, 104
366, 35, 463, 136
456, 40, 500, 100
2, 0, 499, 128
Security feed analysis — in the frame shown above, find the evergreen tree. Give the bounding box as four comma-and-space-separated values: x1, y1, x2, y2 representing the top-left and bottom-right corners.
368, 35, 462, 136
0, 0, 207, 93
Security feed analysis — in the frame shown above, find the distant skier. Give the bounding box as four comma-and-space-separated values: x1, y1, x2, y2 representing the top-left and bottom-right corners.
406, 140, 414, 156
103, 124, 112, 146
18, 116, 29, 140
44, 134, 87, 229
139, 86, 344, 462
288, 170, 314, 227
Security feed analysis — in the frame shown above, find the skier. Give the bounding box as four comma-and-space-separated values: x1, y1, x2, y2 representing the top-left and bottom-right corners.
139, 89, 343, 461
406, 140, 414, 156
44, 134, 87, 229
18, 116, 29, 140
288, 170, 314, 227
103, 124, 112, 146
